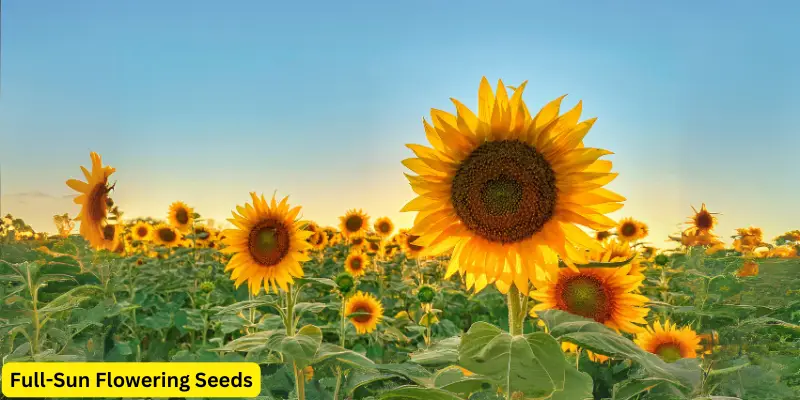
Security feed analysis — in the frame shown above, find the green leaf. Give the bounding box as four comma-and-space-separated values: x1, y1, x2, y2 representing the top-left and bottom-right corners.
311, 343, 377, 370
458, 321, 570, 397
294, 277, 336, 289
409, 336, 460, 366
266, 324, 323, 368
213, 297, 279, 315
294, 302, 326, 317
613, 377, 677, 400
548, 366, 593, 400
378, 385, 465, 400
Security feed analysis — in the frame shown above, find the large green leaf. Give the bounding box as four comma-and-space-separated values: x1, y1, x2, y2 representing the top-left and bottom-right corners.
378, 385, 465, 400
265, 324, 323, 368
458, 322, 577, 398
409, 336, 460, 366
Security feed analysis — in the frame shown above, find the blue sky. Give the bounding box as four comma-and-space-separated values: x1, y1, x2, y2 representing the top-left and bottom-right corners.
1, 0, 798, 246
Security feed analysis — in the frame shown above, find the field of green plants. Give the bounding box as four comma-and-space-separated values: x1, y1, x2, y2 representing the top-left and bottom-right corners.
2, 79, 799, 400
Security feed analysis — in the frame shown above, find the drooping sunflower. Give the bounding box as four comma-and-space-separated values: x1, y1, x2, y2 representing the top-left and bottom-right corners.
373, 217, 395, 238
400, 77, 624, 293
221, 193, 312, 294
687, 203, 717, 234
634, 319, 702, 363
308, 231, 328, 250
168, 201, 194, 233
65, 152, 117, 250
131, 221, 153, 242
344, 291, 384, 334
153, 223, 181, 248
344, 251, 369, 277
339, 209, 369, 238
615, 218, 648, 242
529, 264, 650, 334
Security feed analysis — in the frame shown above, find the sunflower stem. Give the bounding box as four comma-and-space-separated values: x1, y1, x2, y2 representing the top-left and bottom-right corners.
507, 285, 523, 335
285, 284, 305, 400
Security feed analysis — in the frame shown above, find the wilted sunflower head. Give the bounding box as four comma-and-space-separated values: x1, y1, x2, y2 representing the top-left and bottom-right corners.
634, 319, 702, 363
400, 77, 624, 294
153, 224, 181, 248
344, 251, 369, 277
373, 217, 394, 237
344, 291, 384, 334
168, 201, 194, 233
65, 152, 117, 250
220, 193, 312, 294
689, 203, 717, 232
530, 264, 650, 334
339, 209, 369, 238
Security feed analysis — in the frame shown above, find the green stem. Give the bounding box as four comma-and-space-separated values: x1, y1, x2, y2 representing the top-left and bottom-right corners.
284, 285, 304, 400
507, 285, 523, 335
333, 294, 347, 400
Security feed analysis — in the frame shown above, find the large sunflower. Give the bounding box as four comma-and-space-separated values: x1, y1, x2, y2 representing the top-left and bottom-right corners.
344, 291, 384, 334
529, 264, 650, 334
615, 217, 648, 242
373, 217, 395, 238
168, 201, 194, 233
400, 77, 624, 293
339, 209, 369, 238
131, 221, 153, 242
153, 223, 181, 248
634, 319, 702, 363
344, 251, 369, 277
65, 152, 117, 250
221, 193, 312, 294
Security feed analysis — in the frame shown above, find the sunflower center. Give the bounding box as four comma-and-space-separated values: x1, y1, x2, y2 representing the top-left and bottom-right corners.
136, 227, 148, 237
406, 235, 423, 252
557, 275, 612, 322
88, 184, 108, 223
653, 342, 683, 363
596, 231, 610, 241
351, 304, 373, 323
451, 140, 557, 244
248, 219, 290, 266
176, 208, 190, 225
102, 225, 116, 240
158, 228, 176, 242
350, 258, 363, 271
620, 222, 637, 237
695, 212, 713, 230
345, 216, 363, 233
352, 237, 364, 246
378, 222, 391, 233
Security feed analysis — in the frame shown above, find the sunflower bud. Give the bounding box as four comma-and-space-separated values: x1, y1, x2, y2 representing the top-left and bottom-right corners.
417, 285, 435, 304
654, 254, 669, 266
335, 272, 355, 295
200, 281, 215, 293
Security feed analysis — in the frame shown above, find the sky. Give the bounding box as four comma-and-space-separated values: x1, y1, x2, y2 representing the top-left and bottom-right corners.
1, 0, 799, 248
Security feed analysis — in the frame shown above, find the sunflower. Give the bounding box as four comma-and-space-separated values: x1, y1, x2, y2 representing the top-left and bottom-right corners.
303, 221, 320, 234
595, 230, 611, 242
153, 223, 181, 248
349, 234, 367, 249
308, 231, 328, 250
529, 264, 650, 334
168, 201, 194, 233
131, 221, 153, 242
400, 77, 624, 294
220, 193, 312, 294
366, 238, 382, 254
339, 209, 369, 238
191, 224, 212, 247
687, 203, 717, 234
736, 260, 759, 277
382, 245, 399, 259
344, 291, 384, 334
588, 238, 644, 276
373, 217, 395, 238
634, 319, 702, 363
681, 229, 721, 247
344, 251, 369, 277
615, 218, 648, 242
65, 152, 117, 250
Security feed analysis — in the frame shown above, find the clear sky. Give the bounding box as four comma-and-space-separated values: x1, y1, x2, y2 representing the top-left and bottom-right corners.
1, 0, 798, 248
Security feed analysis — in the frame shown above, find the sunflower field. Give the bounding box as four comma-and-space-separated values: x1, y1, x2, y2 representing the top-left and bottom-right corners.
2, 78, 799, 400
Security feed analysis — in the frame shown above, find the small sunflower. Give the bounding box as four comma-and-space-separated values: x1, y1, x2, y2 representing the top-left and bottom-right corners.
687, 203, 717, 233
65, 152, 117, 250
349, 234, 367, 249
400, 77, 624, 294
344, 251, 369, 277
339, 209, 369, 238
399, 229, 425, 258
308, 231, 328, 250
153, 224, 181, 248
96, 223, 122, 251
382, 245, 399, 259
302, 221, 320, 234
344, 291, 384, 334
595, 230, 611, 242
530, 264, 650, 334
616, 218, 648, 242
131, 221, 153, 242
366, 238, 382, 254
168, 201, 194, 233
220, 193, 312, 294
373, 217, 395, 238
634, 319, 702, 362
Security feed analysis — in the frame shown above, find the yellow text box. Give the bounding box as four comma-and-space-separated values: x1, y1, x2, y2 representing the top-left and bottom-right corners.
2, 362, 261, 398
